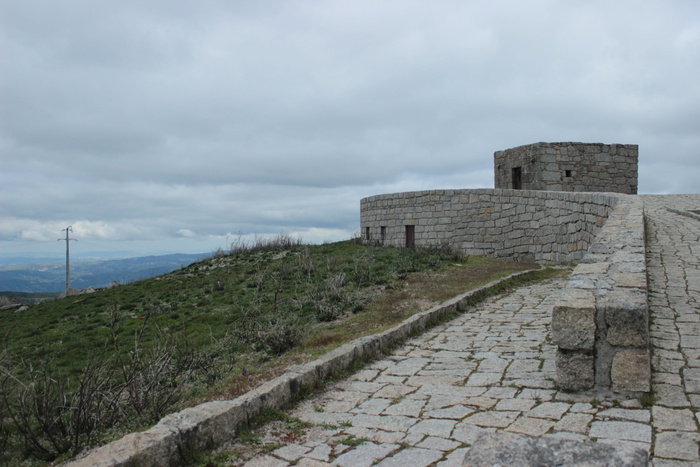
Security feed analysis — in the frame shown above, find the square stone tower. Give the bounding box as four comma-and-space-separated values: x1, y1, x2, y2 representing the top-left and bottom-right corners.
494, 142, 638, 194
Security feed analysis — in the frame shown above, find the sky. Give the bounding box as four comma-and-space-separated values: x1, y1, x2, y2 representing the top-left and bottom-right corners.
1, 0, 699, 262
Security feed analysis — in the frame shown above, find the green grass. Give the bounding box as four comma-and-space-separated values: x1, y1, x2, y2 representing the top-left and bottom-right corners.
638, 391, 658, 408
340, 435, 369, 446
0, 238, 544, 464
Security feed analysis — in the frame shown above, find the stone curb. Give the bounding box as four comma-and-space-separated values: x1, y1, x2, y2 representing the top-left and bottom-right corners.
553, 196, 650, 394
667, 207, 700, 222
66, 268, 540, 467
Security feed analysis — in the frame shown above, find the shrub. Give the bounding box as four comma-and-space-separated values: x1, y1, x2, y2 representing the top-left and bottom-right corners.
0, 312, 214, 462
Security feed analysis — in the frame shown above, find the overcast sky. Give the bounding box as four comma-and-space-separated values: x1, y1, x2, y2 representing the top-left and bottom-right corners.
1, 0, 699, 262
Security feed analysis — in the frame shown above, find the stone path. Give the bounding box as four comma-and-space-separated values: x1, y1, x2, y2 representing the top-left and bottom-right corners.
222, 195, 700, 467
643, 194, 700, 465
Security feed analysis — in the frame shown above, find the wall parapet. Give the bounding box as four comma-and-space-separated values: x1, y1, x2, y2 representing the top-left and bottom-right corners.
361, 188, 624, 263
553, 196, 649, 394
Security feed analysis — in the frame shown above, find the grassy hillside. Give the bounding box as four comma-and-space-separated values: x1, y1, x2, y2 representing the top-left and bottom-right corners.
0, 237, 546, 464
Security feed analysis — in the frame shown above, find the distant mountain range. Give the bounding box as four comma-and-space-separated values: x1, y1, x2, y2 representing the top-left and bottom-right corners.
0, 253, 208, 294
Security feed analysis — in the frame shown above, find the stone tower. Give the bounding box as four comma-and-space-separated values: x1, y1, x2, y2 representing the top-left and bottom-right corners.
494, 142, 638, 194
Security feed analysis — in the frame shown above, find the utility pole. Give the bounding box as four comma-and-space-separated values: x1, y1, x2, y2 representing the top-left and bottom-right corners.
59, 226, 77, 291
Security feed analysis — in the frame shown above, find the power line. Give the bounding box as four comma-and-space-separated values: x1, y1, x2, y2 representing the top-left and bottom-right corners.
58, 226, 77, 291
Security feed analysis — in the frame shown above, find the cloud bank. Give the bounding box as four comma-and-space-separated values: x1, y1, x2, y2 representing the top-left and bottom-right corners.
1, 0, 698, 259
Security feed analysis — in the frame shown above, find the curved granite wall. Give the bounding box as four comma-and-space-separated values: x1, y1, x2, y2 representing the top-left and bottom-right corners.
360, 188, 624, 263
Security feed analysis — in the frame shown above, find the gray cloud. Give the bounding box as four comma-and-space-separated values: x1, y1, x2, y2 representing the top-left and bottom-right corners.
2, 0, 699, 259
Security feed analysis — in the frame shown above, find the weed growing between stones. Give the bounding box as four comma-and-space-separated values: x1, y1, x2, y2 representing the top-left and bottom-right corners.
638, 391, 658, 408
340, 435, 369, 446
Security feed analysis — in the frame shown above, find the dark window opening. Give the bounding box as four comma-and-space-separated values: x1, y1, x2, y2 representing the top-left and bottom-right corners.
565, 170, 572, 178
365, 226, 370, 241
512, 167, 522, 189
380, 226, 386, 244
405, 225, 415, 248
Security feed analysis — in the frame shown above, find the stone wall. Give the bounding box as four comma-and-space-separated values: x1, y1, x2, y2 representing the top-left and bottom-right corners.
361, 188, 650, 394
494, 142, 638, 194
553, 196, 649, 394
360, 188, 623, 263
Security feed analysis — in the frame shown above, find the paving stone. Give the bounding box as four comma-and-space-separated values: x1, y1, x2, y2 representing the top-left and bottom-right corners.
494, 398, 537, 412
654, 384, 690, 408
343, 426, 407, 444
423, 393, 483, 412
333, 442, 398, 467
570, 402, 596, 413
381, 398, 425, 417
682, 367, 700, 393
435, 447, 471, 467
451, 424, 496, 444
351, 414, 417, 432
589, 421, 652, 443
416, 436, 460, 451
374, 375, 407, 384
273, 444, 311, 461
375, 447, 443, 467
415, 384, 485, 398
652, 407, 697, 432
653, 372, 683, 385
651, 459, 700, 466
597, 408, 651, 423
518, 388, 556, 400
422, 404, 474, 420
526, 401, 571, 419
295, 458, 332, 467
336, 381, 387, 393
408, 419, 457, 438
653, 432, 700, 462
482, 386, 518, 399
384, 357, 430, 376
352, 398, 393, 415
462, 410, 520, 428
462, 396, 498, 410
305, 444, 332, 462
315, 399, 357, 413
353, 369, 380, 382
553, 413, 594, 434
294, 410, 354, 426
465, 372, 503, 386
398, 431, 425, 446
324, 389, 371, 405
244, 455, 289, 466
405, 375, 466, 387
506, 416, 555, 436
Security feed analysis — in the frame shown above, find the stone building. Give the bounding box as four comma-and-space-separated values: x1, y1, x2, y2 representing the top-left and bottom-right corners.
494, 142, 638, 194
360, 142, 639, 258
360, 142, 648, 395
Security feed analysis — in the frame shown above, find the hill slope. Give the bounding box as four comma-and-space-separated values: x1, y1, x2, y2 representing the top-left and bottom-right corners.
0, 239, 547, 465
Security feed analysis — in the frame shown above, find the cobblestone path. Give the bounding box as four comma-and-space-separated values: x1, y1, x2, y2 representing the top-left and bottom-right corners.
643, 194, 700, 465
228, 195, 700, 467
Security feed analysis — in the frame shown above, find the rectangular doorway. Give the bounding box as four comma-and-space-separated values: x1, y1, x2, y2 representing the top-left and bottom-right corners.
512, 167, 522, 189
405, 225, 415, 248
